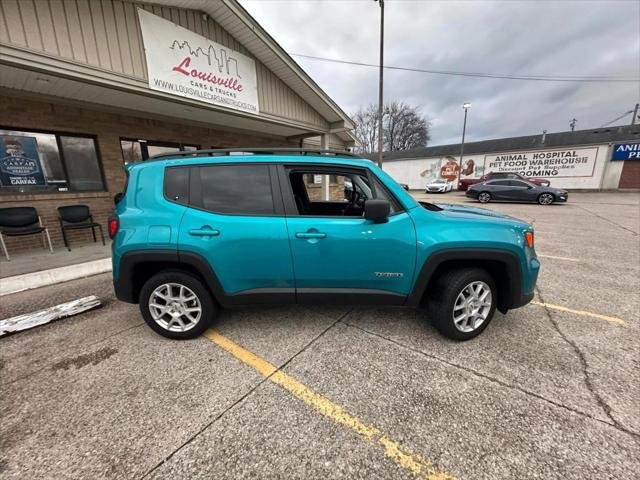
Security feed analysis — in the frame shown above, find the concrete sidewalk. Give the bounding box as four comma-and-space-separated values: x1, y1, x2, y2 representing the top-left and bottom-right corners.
0, 242, 111, 296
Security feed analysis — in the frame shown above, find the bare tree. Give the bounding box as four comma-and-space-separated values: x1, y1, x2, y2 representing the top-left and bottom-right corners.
352, 102, 431, 154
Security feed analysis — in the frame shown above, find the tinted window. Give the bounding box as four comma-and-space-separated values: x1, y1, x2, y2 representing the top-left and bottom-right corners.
199, 165, 274, 215
491, 180, 511, 186
510, 180, 530, 187
492, 173, 508, 179
165, 167, 189, 204
59, 136, 104, 191
0, 129, 104, 193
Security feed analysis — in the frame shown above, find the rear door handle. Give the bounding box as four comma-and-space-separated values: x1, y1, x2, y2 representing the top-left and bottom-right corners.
295, 232, 326, 239
189, 227, 220, 237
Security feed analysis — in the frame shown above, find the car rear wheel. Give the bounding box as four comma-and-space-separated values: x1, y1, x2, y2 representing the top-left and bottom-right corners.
538, 193, 555, 205
478, 192, 491, 203
139, 270, 218, 339
427, 268, 497, 340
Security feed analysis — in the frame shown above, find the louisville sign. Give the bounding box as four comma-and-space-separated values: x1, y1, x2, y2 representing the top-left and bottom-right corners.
611, 143, 640, 161
0, 135, 47, 187
483, 147, 599, 178
138, 9, 259, 114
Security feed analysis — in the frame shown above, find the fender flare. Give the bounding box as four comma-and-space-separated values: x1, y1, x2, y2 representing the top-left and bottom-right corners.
405, 248, 523, 310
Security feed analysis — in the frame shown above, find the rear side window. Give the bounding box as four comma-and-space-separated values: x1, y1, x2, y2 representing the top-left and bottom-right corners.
164, 167, 190, 204
199, 164, 274, 215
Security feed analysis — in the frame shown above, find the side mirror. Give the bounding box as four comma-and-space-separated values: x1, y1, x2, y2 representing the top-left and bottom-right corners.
364, 199, 390, 223
114, 192, 124, 204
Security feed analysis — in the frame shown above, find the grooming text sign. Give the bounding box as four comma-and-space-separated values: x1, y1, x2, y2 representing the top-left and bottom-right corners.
138, 9, 259, 114
484, 147, 598, 178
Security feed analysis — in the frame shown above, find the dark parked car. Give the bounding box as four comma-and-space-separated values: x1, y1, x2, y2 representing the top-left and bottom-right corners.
459, 171, 551, 191
466, 179, 567, 205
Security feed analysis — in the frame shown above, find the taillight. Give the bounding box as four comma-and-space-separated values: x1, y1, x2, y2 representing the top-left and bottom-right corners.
108, 216, 119, 238
525, 231, 534, 248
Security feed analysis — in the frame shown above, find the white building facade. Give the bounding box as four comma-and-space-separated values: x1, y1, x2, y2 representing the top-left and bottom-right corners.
380, 126, 639, 190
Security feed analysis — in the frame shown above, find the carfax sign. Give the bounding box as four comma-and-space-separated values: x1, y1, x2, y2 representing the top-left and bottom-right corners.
611, 143, 640, 161
0, 135, 47, 187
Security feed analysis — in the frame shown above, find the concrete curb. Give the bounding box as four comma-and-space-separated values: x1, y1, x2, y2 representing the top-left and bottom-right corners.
0, 258, 112, 296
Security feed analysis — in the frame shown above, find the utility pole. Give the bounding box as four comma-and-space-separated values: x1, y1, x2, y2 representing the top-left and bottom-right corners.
632, 103, 639, 125
570, 118, 577, 131
457, 103, 471, 188
375, 0, 384, 168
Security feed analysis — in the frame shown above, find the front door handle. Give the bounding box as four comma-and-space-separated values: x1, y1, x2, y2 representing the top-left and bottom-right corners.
189, 227, 220, 237
295, 232, 326, 239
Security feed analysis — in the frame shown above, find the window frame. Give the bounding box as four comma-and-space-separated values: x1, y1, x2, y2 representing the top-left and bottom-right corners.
277, 163, 404, 219
165, 162, 284, 217
0, 125, 106, 194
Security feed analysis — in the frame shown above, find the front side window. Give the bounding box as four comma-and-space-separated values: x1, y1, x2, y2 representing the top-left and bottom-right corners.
198, 164, 274, 215
288, 168, 400, 217
0, 129, 104, 193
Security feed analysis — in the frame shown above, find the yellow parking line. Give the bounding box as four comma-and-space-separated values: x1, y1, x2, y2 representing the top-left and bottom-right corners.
537, 254, 580, 262
204, 330, 455, 480
531, 301, 627, 326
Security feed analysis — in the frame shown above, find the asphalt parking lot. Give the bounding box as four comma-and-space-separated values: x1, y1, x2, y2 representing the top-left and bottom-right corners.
1, 191, 639, 479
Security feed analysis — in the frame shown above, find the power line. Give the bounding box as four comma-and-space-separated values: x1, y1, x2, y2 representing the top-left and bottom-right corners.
600, 110, 634, 127
291, 53, 640, 83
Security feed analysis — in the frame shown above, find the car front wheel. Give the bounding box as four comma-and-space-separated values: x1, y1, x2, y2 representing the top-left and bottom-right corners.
538, 193, 555, 205
478, 192, 491, 203
139, 270, 218, 339
427, 268, 497, 340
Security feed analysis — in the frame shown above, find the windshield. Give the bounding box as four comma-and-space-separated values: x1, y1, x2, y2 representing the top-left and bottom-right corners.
432, 179, 446, 184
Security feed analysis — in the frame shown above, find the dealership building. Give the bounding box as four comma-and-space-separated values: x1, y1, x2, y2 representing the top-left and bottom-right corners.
0, 0, 355, 254
380, 125, 640, 191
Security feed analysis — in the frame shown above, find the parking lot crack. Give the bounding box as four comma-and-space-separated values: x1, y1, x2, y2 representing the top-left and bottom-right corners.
342, 319, 640, 441
139, 309, 352, 480
571, 204, 638, 236
535, 286, 640, 440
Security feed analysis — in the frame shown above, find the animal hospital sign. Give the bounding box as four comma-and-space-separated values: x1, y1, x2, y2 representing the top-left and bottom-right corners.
138, 9, 259, 114
484, 147, 599, 178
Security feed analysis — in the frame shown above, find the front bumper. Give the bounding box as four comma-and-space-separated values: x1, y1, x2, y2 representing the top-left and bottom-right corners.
556, 193, 568, 202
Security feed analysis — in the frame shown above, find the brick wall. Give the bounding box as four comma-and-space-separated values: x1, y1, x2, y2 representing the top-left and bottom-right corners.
0, 94, 294, 254
618, 161, 640, 189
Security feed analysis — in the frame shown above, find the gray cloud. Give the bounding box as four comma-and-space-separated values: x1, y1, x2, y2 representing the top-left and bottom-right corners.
241, 0, 640, 145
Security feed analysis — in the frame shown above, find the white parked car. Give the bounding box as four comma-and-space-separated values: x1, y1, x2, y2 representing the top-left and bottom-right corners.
425, 178, 453, 193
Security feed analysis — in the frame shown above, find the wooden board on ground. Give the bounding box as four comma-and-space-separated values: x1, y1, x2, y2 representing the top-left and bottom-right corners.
0, 296, 101, 336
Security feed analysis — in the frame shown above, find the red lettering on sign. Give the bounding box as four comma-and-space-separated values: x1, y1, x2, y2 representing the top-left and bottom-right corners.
171, 56, 243, 92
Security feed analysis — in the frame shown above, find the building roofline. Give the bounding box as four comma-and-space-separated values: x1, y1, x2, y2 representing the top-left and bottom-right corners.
141, 0, 354, 132
371, 124, 640, 162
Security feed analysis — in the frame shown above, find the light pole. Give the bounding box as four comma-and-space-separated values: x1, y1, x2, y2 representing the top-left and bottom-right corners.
457, 102, 471, 188
375, 0, 384, 168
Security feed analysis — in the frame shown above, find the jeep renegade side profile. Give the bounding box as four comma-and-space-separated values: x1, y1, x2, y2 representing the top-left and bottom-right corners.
111, 149, 539, 341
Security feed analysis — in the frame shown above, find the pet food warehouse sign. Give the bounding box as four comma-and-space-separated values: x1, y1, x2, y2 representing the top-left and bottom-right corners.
138, 9, 259, 114
484, 147, 598, 178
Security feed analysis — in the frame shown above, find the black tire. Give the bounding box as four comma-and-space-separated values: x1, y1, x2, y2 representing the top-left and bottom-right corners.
139, 270, 218, 339
427, 268, 497, 341
537, 192, 555, 205
477, 192, 491, 203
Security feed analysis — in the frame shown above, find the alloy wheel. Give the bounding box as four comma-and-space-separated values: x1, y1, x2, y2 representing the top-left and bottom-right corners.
452, 281, 493, 333
148, 283, 202, 332
478, 192, 491, 203
538, 193, 554, 205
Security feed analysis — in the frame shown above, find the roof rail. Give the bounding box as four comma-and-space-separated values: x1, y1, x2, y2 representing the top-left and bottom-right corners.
149, 147, 361, 161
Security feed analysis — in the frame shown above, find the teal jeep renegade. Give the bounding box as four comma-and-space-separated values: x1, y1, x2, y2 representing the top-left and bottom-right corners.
111, 149, 539, 341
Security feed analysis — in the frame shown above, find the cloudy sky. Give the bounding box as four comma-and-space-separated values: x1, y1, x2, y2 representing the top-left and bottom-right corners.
240, 0, 640, 146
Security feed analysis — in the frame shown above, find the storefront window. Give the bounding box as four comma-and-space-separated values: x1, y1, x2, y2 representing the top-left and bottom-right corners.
120, 139, 199, 162
0, 128, 105, 194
